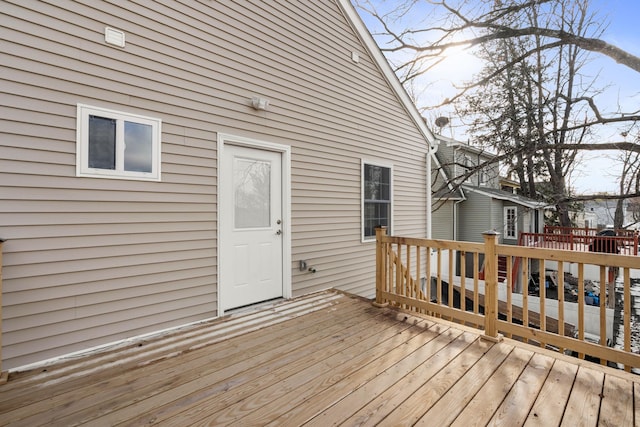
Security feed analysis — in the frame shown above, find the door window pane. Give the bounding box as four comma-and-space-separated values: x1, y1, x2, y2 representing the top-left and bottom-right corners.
88, 115, 116, 169
234, 158, 270, 228
124, 121, 153, 172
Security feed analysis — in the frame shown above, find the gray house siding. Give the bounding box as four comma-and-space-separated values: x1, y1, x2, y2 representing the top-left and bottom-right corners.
0, 0, 431, 369
457, 190, 494, 243
431, 202, 454, 240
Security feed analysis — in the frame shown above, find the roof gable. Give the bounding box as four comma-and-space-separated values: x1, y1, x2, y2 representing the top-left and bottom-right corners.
337, 0, 437, 152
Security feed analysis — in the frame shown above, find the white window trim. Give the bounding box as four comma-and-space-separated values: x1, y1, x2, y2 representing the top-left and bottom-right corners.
361, 159, 393, 243
76, 104, 161, 181
504, 206, 517, 240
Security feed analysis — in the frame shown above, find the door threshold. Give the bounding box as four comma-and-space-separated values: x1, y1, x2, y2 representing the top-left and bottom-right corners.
225, 297, 285, 317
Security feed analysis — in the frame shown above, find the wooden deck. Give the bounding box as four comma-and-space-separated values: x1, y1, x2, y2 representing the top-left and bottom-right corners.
0, 290, 638, 426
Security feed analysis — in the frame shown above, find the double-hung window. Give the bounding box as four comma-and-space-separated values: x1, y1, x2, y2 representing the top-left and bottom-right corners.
504, 206, 517, 239
77, 104, 161, 181
362, 161, 392, 241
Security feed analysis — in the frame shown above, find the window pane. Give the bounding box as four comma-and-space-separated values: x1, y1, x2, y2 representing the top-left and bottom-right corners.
364, 163, 391, 238
88, 115, 116, 169
234, 158, 270, 228
364, 201, 389, 237
506, 208, 516, 237
124, 121, 153, 172
364, 164, 390, 201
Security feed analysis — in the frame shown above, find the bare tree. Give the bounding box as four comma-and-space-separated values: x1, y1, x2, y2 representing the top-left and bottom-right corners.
356, 0, 640, 76
356, 0, 640, 213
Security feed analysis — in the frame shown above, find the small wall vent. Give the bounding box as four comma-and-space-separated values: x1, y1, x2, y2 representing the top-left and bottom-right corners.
105, 27, 125, 48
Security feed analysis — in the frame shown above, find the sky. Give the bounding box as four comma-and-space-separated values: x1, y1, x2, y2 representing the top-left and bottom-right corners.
355, 0, 640, 195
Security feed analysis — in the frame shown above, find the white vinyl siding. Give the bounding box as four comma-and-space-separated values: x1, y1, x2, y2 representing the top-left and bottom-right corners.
1, 0, 431, 369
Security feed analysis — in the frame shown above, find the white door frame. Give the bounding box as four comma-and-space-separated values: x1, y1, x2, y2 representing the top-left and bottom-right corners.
217, 133, 292, 316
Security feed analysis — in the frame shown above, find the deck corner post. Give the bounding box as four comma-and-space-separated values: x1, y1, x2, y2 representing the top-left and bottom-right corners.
373, 226, 389, 308
0, 238, 6, 383
482, 231, 500, 340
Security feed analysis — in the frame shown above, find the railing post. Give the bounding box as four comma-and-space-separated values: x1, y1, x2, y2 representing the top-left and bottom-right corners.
0, 239, 6, 384
570, 233, 574, 251
373, 227, 388, 308
482, 231, 502, 342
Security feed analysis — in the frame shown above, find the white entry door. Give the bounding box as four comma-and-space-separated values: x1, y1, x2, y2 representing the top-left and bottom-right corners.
220, 144, 283, 311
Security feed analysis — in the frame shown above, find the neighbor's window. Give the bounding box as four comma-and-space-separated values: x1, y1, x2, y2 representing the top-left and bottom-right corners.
77, 104, 161, 181
504, 206, 517, 239
362, 161, 392, 241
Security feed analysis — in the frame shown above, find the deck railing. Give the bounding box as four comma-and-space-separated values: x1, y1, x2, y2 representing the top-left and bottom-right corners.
525, 229, 638, 255
375, 227, 640, 371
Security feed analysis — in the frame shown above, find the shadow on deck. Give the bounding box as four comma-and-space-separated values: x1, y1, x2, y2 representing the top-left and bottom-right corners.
0, 290, 638, 426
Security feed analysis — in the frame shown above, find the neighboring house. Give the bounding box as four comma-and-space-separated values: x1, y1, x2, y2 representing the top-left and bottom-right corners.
432, 135, 546, 244
579, 198, 639, 230
0, 1, 437, 370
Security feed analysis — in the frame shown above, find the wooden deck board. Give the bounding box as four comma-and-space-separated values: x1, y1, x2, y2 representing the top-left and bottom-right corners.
422, 346, 532, 427
380, 337, 498, 426
599, 374, 634, 426
0, 290, 638, 427
1, 295, 366, 426
524, 359, 579, 426
561, 366, 605, 427
176, 312, 430, 426
296, 324, 462, 427
487, 352, 554, 426
86, 303, 399, 426
231, 320, 444, 426
335, 329, 478, 427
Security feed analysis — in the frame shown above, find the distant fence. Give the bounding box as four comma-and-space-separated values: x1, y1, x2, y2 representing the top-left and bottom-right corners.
523, 227, 639, 255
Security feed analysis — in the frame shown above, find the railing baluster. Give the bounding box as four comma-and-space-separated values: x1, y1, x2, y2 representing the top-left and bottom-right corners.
388, 243, 394, 297
482, 231, 499, 340
416, 246, 421, 302
540, 259, 546, 348
426, 245, 431, 307
436, 248, 442, 308
375, 227, 383, 306
599, 265, 607, 365
522, 258, 529, 343
406, 243, 411, 309
506, 255, 512, 339
557, 262, 565, 354
578, 264, 585, 360
473, 252, 479, 327
624, 267, 631, 372
397, 244, 403, 307
448, 249, 454, 311
460, 251, 466, 313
